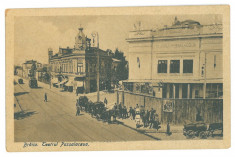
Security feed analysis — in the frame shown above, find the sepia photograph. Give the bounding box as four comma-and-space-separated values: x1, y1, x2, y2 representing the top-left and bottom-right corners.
5, 5, 230, 151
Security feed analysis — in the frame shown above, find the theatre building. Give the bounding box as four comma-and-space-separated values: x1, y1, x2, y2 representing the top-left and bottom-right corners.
49, 27, 112, 93
124, 18, 223, 99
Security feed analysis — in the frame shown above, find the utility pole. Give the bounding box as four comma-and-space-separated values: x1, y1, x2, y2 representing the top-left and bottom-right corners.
49, 65, 51, 89
203, 53, 207, 99
97, 50, 100, 102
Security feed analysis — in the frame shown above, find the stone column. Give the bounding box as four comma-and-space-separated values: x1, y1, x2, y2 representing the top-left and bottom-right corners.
173, 84, 176, 99
166, 84, 170, 98
179, 84, 182, 98
203, 83, 206, 99
187, 84, 191, 99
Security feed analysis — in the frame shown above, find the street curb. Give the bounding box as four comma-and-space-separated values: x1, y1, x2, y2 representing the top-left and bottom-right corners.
116, 119, 183, 134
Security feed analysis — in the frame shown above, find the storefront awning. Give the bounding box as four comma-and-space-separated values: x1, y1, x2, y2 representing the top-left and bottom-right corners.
65, 80, 73, 87
57, 80, 68, 85
76, 81, 84, 87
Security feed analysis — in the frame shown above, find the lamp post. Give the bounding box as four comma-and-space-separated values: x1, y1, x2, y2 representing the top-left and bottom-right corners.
97, 50, 100, 102
92, 31, 100, 102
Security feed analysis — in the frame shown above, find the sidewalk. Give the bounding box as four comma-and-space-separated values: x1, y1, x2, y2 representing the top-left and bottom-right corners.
117, 117, 183, 134
15, 75, 116, 107
15, 75, 185, 140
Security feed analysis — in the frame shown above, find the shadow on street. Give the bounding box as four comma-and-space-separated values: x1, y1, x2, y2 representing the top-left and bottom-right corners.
14, 92, 29, 96
14, 111, 37, 120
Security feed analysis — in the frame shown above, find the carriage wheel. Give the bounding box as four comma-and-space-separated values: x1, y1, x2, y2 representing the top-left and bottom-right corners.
186, 130, 195, 139
199, 131, 207, 139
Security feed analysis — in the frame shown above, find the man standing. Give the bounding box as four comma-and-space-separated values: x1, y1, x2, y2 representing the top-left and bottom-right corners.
149, 108, 156, 129
104, 97, 108, 107
76, 105, 80, 116
44, 93, 47, 102
76, 88, 79, 96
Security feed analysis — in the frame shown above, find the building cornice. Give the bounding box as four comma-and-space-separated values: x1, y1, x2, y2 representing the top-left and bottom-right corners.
126, 33, 223, 42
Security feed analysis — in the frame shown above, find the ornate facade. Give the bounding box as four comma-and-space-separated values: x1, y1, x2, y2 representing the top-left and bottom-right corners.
49, 27, 112, 93
125, 17, 223, 99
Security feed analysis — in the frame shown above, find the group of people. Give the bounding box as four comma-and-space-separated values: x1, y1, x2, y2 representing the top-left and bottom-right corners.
112, 103, 128, 119
129, 104, 161, 129
75, 97, 161, 130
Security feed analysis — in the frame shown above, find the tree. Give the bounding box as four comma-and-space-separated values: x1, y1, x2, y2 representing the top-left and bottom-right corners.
112, 48, 129, 84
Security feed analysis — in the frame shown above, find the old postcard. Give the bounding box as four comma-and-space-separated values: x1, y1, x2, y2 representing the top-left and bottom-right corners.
6, 5, 230, 151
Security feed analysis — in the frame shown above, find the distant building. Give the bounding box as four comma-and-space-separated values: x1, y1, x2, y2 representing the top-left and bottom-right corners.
22, 60, 42, 79
49, 27, 112, 93
124, 17, 223, 99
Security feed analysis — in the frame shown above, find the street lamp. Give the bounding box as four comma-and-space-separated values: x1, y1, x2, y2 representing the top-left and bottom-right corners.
96, 50, 100, 102
92, 31, 100, 102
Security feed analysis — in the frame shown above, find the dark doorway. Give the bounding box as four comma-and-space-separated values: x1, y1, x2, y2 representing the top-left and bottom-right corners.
182, 84, 188, 98
175, 84, 179, 98
90, 80, 97, 92
162, 84, 167, 98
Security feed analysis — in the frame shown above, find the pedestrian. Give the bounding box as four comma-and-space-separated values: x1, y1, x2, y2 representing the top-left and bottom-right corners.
146, 110, 150, 127
76, 105, 80, 116
166, 122, 172, 135
113, 103, 117, 110
123, 106, 128, 118
104, 97, 108, 106
76, 99, 79, 107
129, 107, 133, 119
44, 93, 47, 102
76, 88, 79, 96
133, 108, 136, 120
136, 104, 139, 109
149, 109, 156, 129
142, 111, 146, 127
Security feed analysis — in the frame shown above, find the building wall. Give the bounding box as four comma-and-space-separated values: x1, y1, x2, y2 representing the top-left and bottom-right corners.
128, 36, 223, 82
128, 41, 152, 80
152, 38, 200, 80
117, 90, 223, 124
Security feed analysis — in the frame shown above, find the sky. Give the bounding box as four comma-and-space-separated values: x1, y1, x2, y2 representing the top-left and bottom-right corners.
14, 15, 222, 65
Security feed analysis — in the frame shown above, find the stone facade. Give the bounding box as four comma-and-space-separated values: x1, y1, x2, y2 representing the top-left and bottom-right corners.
125, 18, 223, 99
22, 60, 42, 79
49, 27, 112, 93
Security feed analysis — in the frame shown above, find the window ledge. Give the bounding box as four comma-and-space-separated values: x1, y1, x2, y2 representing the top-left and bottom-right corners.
182, 73, 193, 75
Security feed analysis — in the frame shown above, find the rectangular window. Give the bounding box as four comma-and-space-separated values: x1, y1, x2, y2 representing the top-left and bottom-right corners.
158, 60, 167, 73
77, 63, 83, 73
183, 60, 193, 73
170, 60, 180, 73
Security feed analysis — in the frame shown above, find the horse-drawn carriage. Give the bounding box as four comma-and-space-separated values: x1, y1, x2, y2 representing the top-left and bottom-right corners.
93, 102, 118, 123
183, 122, 223, 139
77, 97, 118, 123
77, 96, 89, 111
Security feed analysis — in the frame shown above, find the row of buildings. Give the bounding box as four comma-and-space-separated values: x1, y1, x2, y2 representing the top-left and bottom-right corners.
15, 27, 126, 94
124, 17, 223, 99
15, 60, 42, 78
48, 27, 126, 93
15, 17, 223, 99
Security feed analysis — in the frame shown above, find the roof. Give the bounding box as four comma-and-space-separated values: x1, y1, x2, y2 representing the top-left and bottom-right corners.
173, 19, 201, 27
